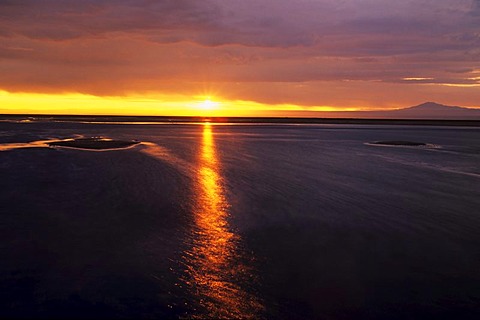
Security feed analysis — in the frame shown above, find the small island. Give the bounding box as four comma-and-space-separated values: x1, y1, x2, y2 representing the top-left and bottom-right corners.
370, 141, 427, 146
48, 137, 140, 150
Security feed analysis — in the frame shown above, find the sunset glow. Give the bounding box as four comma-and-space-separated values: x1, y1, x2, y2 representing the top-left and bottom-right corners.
0, 90, 354, 116
1, 1, 480, 115
1, 1, 480, 317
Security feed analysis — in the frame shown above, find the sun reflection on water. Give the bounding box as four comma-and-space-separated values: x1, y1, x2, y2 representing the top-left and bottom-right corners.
185, 123, 261, 319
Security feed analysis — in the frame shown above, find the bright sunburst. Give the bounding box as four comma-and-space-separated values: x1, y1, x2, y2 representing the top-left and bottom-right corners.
198, 99, 220, 111
197, 99, 220, 111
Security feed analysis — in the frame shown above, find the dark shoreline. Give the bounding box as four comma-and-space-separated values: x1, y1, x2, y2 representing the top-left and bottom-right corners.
1, 114, 480, 126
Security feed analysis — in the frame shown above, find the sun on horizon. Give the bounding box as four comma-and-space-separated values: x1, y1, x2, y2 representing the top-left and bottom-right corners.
197, 99, 220, 111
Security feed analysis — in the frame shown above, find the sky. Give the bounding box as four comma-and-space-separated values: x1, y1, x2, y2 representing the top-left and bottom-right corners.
0, 0, 480, 115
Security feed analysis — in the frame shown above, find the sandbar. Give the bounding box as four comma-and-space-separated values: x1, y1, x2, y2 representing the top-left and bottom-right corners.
370, 141, 427, 146
48, 138, 140, 150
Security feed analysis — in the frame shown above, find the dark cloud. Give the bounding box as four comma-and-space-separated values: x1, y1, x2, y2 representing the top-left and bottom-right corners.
471, 0, 480, 14
0, 0, 221, 40
1, 0, 478, 51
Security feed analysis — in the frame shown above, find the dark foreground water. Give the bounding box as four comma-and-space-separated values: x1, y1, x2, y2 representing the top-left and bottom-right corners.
0, 121, 479, 319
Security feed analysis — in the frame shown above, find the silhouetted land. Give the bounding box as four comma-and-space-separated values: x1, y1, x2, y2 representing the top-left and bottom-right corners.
1, 115, 480, 126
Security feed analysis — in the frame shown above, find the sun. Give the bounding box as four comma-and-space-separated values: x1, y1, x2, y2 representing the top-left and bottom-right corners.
198, 99, 220, 111
189, 96, 222, 115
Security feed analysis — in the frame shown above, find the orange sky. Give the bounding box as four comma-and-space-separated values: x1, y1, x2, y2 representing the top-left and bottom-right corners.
1, 1, 480, 116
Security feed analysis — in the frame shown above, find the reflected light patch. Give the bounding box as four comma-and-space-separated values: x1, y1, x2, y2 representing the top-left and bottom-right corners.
184, 124, 262, 318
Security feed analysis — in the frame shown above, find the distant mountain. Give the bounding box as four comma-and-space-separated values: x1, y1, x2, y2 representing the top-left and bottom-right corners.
278, 102, 480, 119
389, 102, 480, 119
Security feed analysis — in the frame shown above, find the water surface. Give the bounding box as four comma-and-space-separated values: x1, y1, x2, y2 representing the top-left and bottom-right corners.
0, 121, 479, 319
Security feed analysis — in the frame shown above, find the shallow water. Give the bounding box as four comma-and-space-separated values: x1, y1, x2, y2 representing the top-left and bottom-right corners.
0, 121, 479, 319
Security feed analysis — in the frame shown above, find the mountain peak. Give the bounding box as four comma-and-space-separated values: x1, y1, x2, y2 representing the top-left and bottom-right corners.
412, 102, 457, 109
390, 101, 480, 119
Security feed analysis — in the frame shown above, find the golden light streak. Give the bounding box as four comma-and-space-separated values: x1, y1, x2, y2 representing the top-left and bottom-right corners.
438, 83, 480, 88
0, 90, 361, 116
402, 77, 434, 81
185, 124, 262, 318
0, 90, 211, 116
